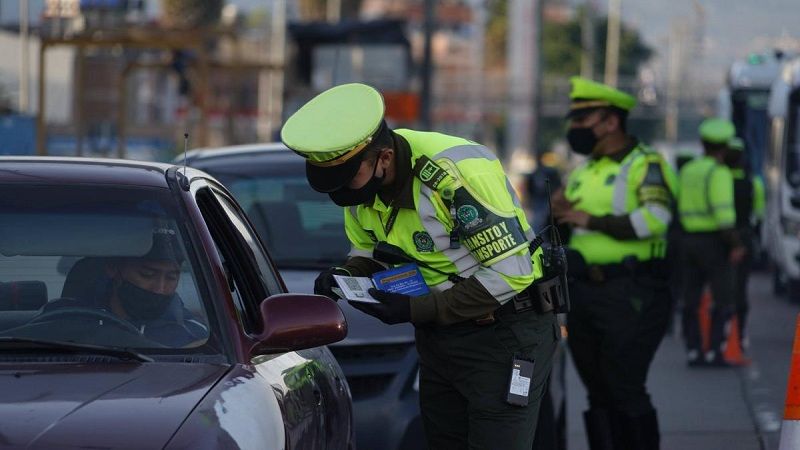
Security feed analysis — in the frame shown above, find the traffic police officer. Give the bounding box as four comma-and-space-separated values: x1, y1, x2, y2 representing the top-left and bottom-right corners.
725, 136, 765, 349
280, 83, 559, 450
553, 77, 676, 450
678, 118, 746, 367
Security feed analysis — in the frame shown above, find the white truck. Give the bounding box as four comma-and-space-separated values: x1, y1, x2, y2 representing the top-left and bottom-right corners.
765, 56, 800, 299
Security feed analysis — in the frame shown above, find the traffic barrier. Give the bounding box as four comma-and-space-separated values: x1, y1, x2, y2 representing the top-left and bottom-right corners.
778, 314, 800, 450
697, 289, 750, 365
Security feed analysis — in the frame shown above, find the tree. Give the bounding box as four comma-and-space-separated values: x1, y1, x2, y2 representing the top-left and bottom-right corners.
161, 0, 224, 29
542, 7, 653, 78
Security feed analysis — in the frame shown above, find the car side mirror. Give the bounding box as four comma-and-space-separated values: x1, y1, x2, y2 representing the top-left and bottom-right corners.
252, 293, 347, 355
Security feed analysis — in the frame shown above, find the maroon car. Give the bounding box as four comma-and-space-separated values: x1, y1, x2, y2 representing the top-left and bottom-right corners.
0, 157, 354, 449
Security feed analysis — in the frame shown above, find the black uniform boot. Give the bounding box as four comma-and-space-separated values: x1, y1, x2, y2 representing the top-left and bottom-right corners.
582, 409, 615, 450
615, 409, 660, 450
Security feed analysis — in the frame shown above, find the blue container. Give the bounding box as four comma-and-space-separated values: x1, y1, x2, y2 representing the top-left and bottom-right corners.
0, 115, 35, 156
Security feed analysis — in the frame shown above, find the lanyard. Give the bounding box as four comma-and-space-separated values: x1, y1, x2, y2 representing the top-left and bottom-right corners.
383, 207, 401, 236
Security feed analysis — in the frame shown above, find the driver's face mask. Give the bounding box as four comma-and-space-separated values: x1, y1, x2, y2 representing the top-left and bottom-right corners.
116, 278, 174, 322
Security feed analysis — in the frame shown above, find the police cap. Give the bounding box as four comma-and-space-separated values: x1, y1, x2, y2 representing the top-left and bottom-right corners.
698, 118, 735, 144
728, 137, 745, 152
567, 76, 637, 119
281, 83, 386, 193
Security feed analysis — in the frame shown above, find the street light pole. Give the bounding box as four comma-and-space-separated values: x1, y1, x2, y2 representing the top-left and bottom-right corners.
420, 0, 434, 130
604, 0, 621, 87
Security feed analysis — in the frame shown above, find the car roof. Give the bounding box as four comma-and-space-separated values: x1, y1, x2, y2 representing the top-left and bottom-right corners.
184, 143, 292, 162
0, 156, 179, 188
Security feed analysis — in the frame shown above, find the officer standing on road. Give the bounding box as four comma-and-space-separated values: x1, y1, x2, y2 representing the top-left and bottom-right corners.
552, 77, 676, 450
725, 136, 766, 350
678, 118, 746, 367
280, 83, 560, 450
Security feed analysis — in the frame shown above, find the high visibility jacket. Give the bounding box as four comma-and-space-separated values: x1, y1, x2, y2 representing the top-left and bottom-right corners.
678, 156, 735, 232
565, 142, 677, 265
344, 129, 543, 307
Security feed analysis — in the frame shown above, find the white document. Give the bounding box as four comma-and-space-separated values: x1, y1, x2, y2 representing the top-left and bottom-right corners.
332, 275, 379, 303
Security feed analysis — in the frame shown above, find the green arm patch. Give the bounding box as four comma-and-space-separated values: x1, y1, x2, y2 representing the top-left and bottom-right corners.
453, 187, 528, 265
637, 161, 672, 207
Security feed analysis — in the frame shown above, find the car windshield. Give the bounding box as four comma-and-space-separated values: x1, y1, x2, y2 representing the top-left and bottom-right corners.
212, 168, 350, 269
0, 184, 216, 353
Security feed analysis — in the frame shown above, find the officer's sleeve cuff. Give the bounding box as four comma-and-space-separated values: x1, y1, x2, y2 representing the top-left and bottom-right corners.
410, 295, 437, 325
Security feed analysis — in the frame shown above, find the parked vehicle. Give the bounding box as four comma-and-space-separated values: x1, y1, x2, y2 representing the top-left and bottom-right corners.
0, 156, 353, 449
766, 57, 800, 300
184, 143, 568, 450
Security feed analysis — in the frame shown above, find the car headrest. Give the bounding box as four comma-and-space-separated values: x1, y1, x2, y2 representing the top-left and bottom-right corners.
0, 281, 47, 310
61, 257, 107, 301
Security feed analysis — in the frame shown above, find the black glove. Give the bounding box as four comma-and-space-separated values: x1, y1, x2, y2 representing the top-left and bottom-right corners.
348, 288, 412, 325
314, 267, 349, 300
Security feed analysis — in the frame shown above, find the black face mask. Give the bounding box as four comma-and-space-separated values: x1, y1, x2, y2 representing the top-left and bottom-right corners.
566, 127, 600, 155
724, 152, 743, 168
117, 279, 174, 322
328, 156, 385, 207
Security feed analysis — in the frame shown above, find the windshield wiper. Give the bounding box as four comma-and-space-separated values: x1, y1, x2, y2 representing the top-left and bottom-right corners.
0, 337, 153, 362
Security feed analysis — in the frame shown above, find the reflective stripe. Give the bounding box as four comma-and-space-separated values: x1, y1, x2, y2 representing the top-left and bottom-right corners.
348, 247, 372, 258
648, 204, 672, 224
612, 151, 640, 214
417, 185, 477, 275
506, 178, 523, 209
473, 268, 516, 304
436, 144, 497, 163
630, 210, 650, 238
490, 250, 533, 276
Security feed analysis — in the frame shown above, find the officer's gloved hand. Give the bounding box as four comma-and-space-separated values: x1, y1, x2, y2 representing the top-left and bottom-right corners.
348, 289, 411, 325
314, 267, 349, 301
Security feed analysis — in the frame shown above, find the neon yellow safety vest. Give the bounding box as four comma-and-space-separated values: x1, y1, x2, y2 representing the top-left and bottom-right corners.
678, 156, 735, 232
344, 129, 543, 303
565, 143, 678, 265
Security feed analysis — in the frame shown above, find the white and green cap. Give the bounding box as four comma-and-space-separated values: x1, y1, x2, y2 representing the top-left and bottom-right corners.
281, 83, 386, 192
698, 118, 735, 144
728, 137, 745, 152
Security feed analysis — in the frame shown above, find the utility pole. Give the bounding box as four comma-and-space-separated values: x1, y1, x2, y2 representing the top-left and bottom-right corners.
19, 0, 29, 113
420, 0, 434, 130
506, 0, 540, 160
604, 0, 621, 87
581, 0, 595, 79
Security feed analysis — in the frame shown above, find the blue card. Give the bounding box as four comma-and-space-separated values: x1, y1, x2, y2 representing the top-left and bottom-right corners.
371, 263, 430, 297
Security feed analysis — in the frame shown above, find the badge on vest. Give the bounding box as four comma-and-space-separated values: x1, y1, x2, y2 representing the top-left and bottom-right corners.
413, 231, 435, 252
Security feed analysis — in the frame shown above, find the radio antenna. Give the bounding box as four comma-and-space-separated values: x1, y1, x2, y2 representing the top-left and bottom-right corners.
182, 133, 189, 176
546, 178, 560, 245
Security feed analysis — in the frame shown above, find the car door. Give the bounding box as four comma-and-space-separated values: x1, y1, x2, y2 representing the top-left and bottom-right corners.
193, 180, 351, 449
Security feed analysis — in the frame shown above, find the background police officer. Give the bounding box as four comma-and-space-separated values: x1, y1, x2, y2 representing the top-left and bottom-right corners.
552, 77, 676, 450
678, 118, 746, 367
280, 83, 559, 450
725, 136, 765, 350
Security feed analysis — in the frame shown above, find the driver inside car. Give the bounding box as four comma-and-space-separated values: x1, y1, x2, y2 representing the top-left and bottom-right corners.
40, 227, 208, 347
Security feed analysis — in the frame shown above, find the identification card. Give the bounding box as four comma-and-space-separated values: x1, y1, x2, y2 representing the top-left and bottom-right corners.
506, 355, 535, 406
371, 263, 430, 296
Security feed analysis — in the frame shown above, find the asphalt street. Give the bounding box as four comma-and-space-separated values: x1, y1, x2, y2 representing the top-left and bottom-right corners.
565, 270, 796, 450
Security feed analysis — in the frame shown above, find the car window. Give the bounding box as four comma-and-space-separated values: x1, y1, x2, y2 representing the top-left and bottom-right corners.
195, 186, 282, 334
214, 172, 350, 269
0, 184, 213, 351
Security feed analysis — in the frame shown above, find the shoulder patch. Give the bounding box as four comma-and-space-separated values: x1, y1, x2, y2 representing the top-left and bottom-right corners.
643, 162, 666, 187
413, 155, 448, 190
